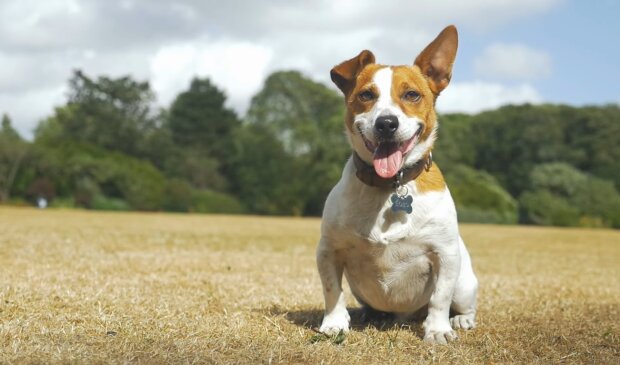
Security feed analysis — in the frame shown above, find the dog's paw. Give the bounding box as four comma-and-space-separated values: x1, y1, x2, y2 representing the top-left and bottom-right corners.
423, 319, 457, 344
450, 313, 476, 330
319, 311, 350, 336
423, 328, 458, 344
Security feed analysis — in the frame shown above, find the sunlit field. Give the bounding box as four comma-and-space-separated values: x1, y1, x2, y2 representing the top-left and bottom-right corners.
0, 207, 618, 364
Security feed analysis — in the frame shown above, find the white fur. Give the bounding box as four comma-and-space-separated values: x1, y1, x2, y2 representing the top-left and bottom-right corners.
318, 68, 478, 344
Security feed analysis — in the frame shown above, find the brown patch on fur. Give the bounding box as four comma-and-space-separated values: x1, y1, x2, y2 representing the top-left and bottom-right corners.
343, 64, 387, 131
414, 25, 458, 95
331, 50, 375, 96
415, 162, 446, 193
390, 65, 438, 141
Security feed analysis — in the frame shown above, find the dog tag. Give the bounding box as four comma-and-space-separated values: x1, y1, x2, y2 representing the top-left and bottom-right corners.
390, 186, 412, 214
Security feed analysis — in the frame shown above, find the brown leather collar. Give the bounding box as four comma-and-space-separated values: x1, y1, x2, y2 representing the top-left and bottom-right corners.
352, 151, 432, 189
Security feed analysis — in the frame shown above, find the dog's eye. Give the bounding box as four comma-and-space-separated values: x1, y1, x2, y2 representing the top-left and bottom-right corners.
403, 90, 421, 102
358, 90, 376, 102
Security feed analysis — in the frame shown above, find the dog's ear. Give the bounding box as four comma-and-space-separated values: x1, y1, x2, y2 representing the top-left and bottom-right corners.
330, 50, 375, 95
414, 25, 458, 95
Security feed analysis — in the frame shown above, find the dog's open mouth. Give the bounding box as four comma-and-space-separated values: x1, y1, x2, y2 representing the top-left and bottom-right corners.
359, 126, 423, 179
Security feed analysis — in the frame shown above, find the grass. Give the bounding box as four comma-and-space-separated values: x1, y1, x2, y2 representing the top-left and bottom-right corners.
0, 206, 618, 364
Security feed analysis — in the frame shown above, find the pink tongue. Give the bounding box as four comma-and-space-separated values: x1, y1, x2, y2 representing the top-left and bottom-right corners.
373, 142, 402, 178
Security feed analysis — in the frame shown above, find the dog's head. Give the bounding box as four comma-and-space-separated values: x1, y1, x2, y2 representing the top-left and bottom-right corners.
331, 26, 457, 179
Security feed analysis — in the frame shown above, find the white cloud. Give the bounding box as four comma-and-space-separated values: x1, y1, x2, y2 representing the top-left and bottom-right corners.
0, 0, 563, 138
0, 86, 66, 138
474, 43, 552, 80
150, 40, 273, 111
437, 81, 542, 114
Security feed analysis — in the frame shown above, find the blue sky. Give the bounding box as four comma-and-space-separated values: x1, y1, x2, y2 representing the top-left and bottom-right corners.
454, 0, 619, 106
0, 0, 618, 138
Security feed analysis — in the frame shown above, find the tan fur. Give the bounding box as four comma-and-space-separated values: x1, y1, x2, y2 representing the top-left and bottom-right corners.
415, 163, 446, 193
389, 66, 437, 141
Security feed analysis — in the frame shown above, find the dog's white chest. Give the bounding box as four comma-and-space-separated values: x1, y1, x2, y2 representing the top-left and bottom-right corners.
321, 160, 460, 313
322, 162, 453, 246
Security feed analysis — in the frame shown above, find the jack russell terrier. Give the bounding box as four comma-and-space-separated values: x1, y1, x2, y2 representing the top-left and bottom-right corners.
317, 25, 478, 344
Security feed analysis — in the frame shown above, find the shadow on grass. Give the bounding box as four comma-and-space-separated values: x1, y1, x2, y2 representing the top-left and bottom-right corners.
263, 305, 425, 336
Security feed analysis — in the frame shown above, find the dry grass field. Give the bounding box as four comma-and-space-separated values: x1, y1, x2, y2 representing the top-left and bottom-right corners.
0, 206, 619, 364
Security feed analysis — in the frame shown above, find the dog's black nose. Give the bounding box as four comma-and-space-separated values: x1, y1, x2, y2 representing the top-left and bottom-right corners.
374, 115, 399, 139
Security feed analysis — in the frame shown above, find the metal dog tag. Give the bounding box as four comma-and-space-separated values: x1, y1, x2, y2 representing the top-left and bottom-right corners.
391, 185, 412, 214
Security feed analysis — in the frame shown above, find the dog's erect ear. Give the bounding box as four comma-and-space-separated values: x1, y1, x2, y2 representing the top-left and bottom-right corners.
414, 25, 458, 95
330, 50, 375, 95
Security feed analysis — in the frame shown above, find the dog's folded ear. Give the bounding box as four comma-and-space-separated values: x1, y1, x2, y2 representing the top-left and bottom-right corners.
414, 25, 458, 95
331, 50, 375, 95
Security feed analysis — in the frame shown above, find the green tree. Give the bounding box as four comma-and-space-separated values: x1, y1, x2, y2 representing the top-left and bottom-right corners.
35, 70, 156, 156
434, 113, 475, 169
519, 163, 620, 227
1, 114, 21, 140
469, 104, 582, 195
166, 78, 241, 190
163, 148, 227, 191
519, 190, 581, 227
168, 78, 240, 157
24, 142, 166, 210
567, 105, 620, 190
444, 164, 518, 224
245, 71, 348, 215
0, 114, 28, 202
227, 124, 301, 215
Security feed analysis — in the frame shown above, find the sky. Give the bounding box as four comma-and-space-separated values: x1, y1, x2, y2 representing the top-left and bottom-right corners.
0, 0, 618, 139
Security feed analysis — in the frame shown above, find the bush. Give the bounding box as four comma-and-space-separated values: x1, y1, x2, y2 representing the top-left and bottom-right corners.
91, 194, 130, 211
5, 197, 31, 207
519, 190, 580, 226
29, 143, 166, 211
191, 190, 245, 214
49, 197, 76, 208
528, 163, 587, 196
572, 177, 620, 228
456, 207, 515, 225
163, 179, 194, 212
94, 152, 166, 211
519, 163, 620, 228
444, 164, 518, 224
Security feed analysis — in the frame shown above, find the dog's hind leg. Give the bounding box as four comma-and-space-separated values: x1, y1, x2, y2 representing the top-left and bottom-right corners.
450, 236, 478, 330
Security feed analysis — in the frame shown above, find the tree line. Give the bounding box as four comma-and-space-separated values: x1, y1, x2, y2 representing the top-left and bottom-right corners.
1, 70, 619, 228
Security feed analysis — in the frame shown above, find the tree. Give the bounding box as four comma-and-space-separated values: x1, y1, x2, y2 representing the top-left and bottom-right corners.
468, 104, 582, 195
227, 124, 301, 215
434, 113, 476, 170
165, 78, 241, 191
519, 190, 581, 227
519, 163, 620, 228
1, 114, 21, 140
245, 71, 348, 215
0, 114, 28, 202
566, 105, 620, 190
35, 70, 156, 156
444, 164, 518, 224
29, 142, 168, 210
168, 78, 240, 158
163, 148, 227, 191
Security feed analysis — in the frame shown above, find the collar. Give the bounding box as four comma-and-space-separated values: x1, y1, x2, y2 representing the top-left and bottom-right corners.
352, 151, 433, 189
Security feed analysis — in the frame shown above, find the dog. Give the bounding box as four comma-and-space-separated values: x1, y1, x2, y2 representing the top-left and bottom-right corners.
316, 25, 478, 344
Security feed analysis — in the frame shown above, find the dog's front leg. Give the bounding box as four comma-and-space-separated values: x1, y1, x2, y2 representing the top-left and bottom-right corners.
316, 238, 350, 336
423, 248, 460, 344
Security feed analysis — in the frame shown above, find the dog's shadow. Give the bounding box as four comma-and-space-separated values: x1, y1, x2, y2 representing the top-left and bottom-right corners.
265, 305, 425, 336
